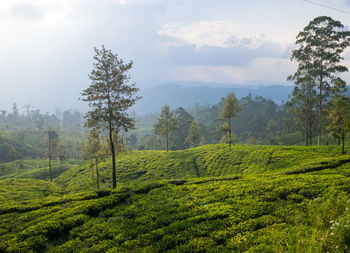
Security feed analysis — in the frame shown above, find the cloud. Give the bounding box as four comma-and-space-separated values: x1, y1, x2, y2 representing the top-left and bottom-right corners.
171, 57, 297, 84
158, 20, 293, 49
9, 3, 44, 20
162, 41, 289, 67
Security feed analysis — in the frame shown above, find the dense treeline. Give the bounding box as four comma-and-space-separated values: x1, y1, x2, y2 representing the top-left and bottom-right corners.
0, 104, 83, 131
133, 94, 295, 151
0, 104, 85, 163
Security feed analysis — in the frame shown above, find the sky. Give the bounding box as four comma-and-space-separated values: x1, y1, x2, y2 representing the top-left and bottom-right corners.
1, 0, 350, 112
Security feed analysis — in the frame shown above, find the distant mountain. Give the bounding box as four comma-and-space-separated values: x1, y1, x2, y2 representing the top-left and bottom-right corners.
133, 82, 294, 114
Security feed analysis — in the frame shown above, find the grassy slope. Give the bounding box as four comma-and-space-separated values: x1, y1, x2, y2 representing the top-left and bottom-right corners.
56, 144, 350, 191
1, 144, 350, 252
0, 178, 64, 205
0, 159, 81, 205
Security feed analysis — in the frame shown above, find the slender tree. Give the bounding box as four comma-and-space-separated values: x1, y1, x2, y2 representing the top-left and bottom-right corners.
81, 46, 140, 189
83, 129, 103, 190
154, 105, 178, 152
48, 129, 59, 182
290, 16, 350, 145
327, 95, 350, 154
220, 93, 241, 150
185, 120, 202, 148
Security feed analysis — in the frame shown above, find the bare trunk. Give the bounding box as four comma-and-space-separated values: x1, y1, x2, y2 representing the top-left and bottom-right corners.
318, 77, 323, 146
48, 130, 52, 182
228, 116, 231, 151
309, 126, 312, 146
95, 157, 100, 190
166, 132, 169, 152
306, 132, 309, 146
342, 134, 345, 154
109, 124, 117, 189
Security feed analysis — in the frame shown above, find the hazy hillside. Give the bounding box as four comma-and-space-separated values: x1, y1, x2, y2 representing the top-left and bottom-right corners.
1, 144, 350, 252
134, 83, 294, 114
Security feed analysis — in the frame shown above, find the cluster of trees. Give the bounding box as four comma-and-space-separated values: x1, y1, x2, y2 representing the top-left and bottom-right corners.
287, 16, 350, 153
133, 94, 293, 151
153, 105, 204, 152
0, 104, 83, 131
0, 106, 85, 163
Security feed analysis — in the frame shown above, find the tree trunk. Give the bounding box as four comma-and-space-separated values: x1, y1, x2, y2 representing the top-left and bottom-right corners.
228, 116, 231, 151
95, 157, 100, 190
306, 132, 309, 146
318, 77, 323, 146
342, 134, 345, 154
309, 123, 312, 146
109, 125, 117, 189
48, 130, 52, 182
166, 132, 169, 152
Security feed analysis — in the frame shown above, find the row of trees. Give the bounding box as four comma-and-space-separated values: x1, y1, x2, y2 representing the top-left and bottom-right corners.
153, 93, 241, 152
153, 105, 204, 152
0, 105, 83, 131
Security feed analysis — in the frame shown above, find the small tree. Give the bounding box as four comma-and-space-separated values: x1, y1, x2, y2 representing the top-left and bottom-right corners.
81, 46, 140, 189
185, 120, 202, 148
154, 105, 178, 152
220, 93, 241, 150
327, 95, 350, 154
83, 129, 103, 190
48, 129, 59, 182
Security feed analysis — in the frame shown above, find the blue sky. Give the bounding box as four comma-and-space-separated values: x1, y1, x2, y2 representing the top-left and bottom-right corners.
1, 0, 350, 111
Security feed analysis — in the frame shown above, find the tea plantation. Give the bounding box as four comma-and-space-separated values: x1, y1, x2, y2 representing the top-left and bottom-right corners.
1, 144, 350, 252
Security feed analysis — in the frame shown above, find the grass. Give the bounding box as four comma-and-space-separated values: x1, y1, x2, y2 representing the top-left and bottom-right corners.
1, 144, 350, 251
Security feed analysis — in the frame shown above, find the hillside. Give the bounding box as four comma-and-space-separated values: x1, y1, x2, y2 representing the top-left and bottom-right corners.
134, 84, 293, 114
1, 144, 350, 251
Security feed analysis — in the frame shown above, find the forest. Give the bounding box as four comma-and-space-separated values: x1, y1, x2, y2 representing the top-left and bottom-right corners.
1, 13, 350, 252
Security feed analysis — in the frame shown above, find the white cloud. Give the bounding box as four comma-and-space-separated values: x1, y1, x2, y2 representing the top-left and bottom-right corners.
158, 20, 296, 50
171, 57, 297, 84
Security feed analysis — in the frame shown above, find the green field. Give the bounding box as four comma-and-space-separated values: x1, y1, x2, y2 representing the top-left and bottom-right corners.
1, 144, 350, 252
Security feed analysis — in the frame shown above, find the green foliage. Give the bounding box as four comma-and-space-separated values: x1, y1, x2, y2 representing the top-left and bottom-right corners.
185, 120, 202, 148
170, 107, 194, 150
81, 45, 140, 189
220, 93, 241, 150
290, 16, 350, 145
327, 95, 350, 153
154, 105, 178, 152
0, 178, 63, 205
0, 159, 80, 180
2, 144, 350, 251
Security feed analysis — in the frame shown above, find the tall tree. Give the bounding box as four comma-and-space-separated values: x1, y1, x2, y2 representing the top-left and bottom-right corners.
290, 16, 350, 145
327, 95, 350, 154
185, 120, 202, 148
287, 72, 317, 146
154, 105, 178, 152
81, 46, 140, 189
220, 93, 241, 150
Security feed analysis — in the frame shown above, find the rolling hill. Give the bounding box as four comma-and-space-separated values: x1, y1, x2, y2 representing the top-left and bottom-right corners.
1, 144, 350, 252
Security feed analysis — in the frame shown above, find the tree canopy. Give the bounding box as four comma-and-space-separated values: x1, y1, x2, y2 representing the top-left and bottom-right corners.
290, 16, 350, 145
